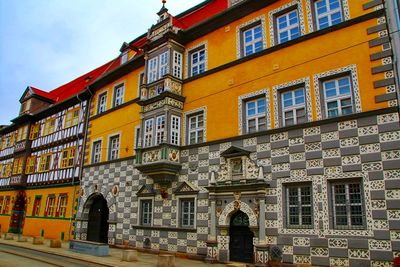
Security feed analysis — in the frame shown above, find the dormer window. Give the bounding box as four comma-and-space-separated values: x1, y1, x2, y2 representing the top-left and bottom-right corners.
121, 51, 129, 65
20, 100, 31, 115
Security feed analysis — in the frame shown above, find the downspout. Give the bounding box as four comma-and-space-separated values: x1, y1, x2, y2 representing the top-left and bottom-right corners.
67, 87, 92, 241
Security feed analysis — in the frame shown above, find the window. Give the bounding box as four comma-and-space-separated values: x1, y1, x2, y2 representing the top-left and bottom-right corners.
180, 198, 195, 228
60, 147, 76, 168
56, 194, 68, 218
323, 76, 353, 118
32, 196, 41, 216
242, 24, 263, 56
38, 153, 52, 172
92, 141, 102, 164
64, 108, 80, 128
121, 51, 128, 64
155, 115, 166, 145
281, 88, 306, 126
43, 118, 56, 136
25, 156, 37, 174
135, 127, 141, 149
159, 52, 169, 78
189, 46, 206, 77
2, 196, 10, 214
331, 180, 364, 229
144, 119, 154, 148
314, 0, 343, 30
44, 195, 56, 217
140, 200, 152, 225
173, 51, 183, 79
29, 124, 40, 140
285, 184, 312, 228
2, 163, 12, 177
97, 92, 107, 114
245, 97, 267, 133
113, 84, 124, 107
12, 157, 24, 175
171, 115, 181, 146
138, 72, 145, 97
0, 197, 3, 213
108, 135, 120, 160
276, 9, 300, 44
187, 113, 204, 145
16, 125, 28, 142
148, 57, 158, 83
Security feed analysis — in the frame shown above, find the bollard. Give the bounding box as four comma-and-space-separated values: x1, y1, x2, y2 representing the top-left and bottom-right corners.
121, 249, 138, 262
50, 239, 62, 248
33, 236, 44, 245
4, 233, 14, 240
157, 254, 175, 267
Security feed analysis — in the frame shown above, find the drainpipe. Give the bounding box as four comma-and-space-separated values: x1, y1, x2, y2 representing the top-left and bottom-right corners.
67, 87, 92, 241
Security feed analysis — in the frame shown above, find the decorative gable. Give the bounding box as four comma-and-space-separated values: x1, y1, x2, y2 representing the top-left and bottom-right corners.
220, 146, 251, 158
136, 184, 156, 197
174, 181, 199, 195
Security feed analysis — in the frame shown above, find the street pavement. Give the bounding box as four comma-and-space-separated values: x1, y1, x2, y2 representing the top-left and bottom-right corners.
0, 233, 226, 267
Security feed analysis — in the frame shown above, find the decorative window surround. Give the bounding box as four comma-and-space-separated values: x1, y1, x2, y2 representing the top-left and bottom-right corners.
112, 82, 125, 108
91, 138, 102, 164
185, 41, 208, 79
268, 0, 306, 46
236, 15, 267, 59
176, 195, 197, 229
273, 77, 312, 128
313, 64, 361, 120
108, 133, 120, 161
183, 106, 207, 145
306, 0, 350, 33
138, 197, 154, 226
238, 89, 270, 135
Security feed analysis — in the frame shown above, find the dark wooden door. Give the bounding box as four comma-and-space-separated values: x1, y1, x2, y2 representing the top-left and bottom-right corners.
9, 193, 26, 234
87, 196, 109, 243
229, 211, 254, 263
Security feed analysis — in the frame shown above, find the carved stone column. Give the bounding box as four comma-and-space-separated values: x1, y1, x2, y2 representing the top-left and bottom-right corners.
255, 199, 268, 266
205, 199, 218, 263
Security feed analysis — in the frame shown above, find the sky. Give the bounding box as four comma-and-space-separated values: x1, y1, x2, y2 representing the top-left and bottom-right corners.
0, 0, 204, 125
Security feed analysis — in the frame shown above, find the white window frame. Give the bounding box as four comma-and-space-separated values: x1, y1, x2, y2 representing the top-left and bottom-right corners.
189, 47, 206, 77
276, 9, 300, 44
121, 51, 128, 65
170, 115, 181, 146
155, 115, 166, 146
91, 140, 102, 164
187, 112, 204, 145
144, 119, 154, 148
108, 134, 120, 161
134, 126, 141, 150
285, 184, 313, 228
242, 24, 263, 57
245, 97, 267, 133
97, 92, 107, 114
113, 83, 124, 108
173, 51, 183, 79
281, 87, 306, 126
139, 197, 153, 226
314, 0, 343, 30
138, 72, 145, 98
158, 51, 169, 79
331, 180, 364, 230
323, 76, 353, 118
177, 196, 197, 228
147, 57, 158, 83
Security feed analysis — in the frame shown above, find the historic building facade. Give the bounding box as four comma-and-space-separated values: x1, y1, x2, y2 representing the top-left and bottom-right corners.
57, 0, 400, 266
0, 63, 111, 240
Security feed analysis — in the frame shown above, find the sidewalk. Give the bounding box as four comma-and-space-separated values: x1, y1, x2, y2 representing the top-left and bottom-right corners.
0, 233, 226, 267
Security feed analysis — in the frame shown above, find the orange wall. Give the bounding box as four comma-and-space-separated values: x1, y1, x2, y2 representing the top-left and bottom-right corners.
0, 191, 18, 233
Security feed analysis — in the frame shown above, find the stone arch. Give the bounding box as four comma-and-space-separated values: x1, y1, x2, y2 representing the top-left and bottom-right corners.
218, 201, 258, 227
81, 192, 115, 220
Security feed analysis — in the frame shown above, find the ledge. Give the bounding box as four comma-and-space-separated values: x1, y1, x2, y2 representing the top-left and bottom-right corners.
131, 225, 197, 232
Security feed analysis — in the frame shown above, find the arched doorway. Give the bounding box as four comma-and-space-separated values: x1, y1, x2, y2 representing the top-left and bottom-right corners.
229, 210, 254, 263
9, 191, 27, 234
87, 194, 109, 243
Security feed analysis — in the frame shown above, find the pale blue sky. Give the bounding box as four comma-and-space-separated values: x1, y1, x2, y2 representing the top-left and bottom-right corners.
0, 0, 204, 125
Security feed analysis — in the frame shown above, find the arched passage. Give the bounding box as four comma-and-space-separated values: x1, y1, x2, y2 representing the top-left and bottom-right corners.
229, 210, 254, 263
86, 194, 109, 243
9, 191, 27, 234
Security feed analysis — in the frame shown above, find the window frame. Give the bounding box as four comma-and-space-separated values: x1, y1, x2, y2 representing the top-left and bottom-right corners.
171, 115, 181, 146
244, 96, 267, 133
284, 183, 313, 229
43, 118, 56, 136
44, 195, 56, 217
112, 83, 125, 108
2, 196, 10, 214
241, 22, 264, 57
188, 45, 206, 77
25, 156, 37, 174
178, 197, 196, 228
279, 86, 307, 127
108, 134, 120, 161
56, 194, 68, 218
60, 147, 76, 169
12, 157, 24, 175
91, 140, 102, 164
313, 0, 344, 30
143, 119, 154, 148
187, 112, 204, 145
32, 195, 42, 216
64, 107, 80, 128
121, 50, 128, 65
29, 123, 40, 140
329, 179, 365, 230
321, 75, 354, 119
140, 199, 153, 226
97, 92, 107, 114
155, 115, 166, 146
38, 153, 52, 172
275, 7, 301, 44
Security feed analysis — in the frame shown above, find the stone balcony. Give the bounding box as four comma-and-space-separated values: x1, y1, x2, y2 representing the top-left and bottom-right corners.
135, 144, 181, 185
138, 75, 183, 105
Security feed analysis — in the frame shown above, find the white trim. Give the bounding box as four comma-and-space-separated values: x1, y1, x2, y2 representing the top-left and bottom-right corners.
111, 81, 125, 108
236, 15, 267, 59
185, 41, 208, 79
306, 0, 350, 32
171, 115, 181, 146
90, 137, 103, 164
183, 106, 207, 145
238, 89, 270, 135
107, 133, 121, 161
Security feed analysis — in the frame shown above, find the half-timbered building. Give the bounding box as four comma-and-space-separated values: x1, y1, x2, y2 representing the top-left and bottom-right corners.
0, 63, 112, 240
